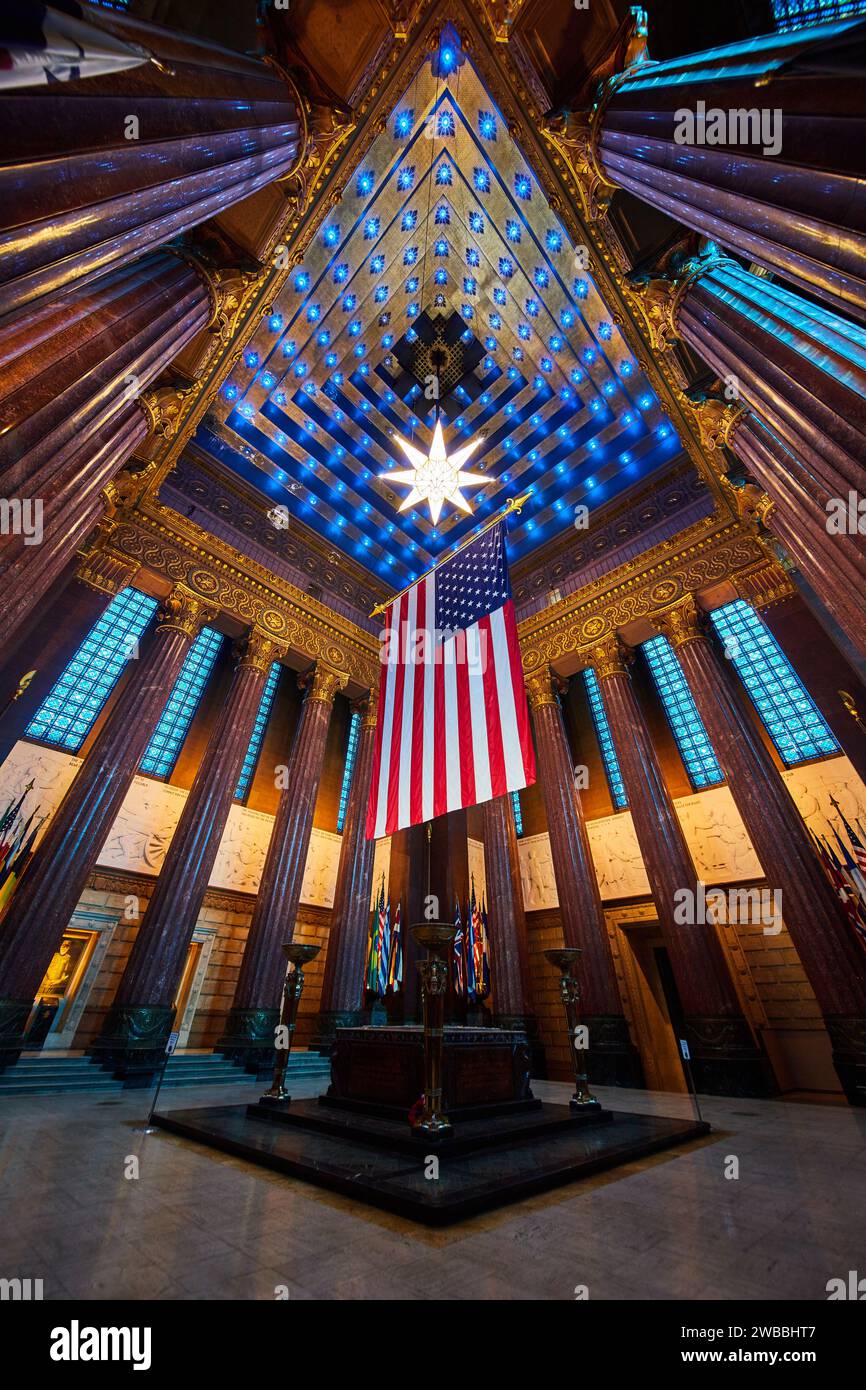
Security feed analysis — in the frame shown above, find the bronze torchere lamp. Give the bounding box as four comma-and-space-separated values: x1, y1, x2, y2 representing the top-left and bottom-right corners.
410, 923, 458, 1139
544, 947, 599, 1109
261, 942, 321, 1105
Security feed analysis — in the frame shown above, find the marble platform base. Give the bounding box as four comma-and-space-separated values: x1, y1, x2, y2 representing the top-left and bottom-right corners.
152, 1101, 710, 1225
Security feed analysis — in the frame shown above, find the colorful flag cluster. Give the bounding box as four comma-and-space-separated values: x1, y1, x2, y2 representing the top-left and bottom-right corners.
365, 877, 403, 998
810, 796, 866, 949
0, 780, 45, 912
452, 880, 491, 1002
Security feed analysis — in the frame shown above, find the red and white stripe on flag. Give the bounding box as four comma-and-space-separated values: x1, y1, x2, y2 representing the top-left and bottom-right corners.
365, 566, 536, 839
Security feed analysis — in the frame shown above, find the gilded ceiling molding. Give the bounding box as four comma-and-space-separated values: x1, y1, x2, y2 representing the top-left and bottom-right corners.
482, 0, 529, 43
132, 0, 736, 551
517, 513, 773, 674
78, 509, 379, 693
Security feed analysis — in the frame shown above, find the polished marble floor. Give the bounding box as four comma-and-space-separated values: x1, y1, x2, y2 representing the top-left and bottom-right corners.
1, 1076, 864, 1300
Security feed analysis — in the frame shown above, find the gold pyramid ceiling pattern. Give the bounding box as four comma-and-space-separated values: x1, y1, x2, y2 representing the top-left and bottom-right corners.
196, 26, 683, 588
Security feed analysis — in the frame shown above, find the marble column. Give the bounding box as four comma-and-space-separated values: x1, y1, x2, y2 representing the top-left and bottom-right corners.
661, 597, 866, 1105
588, 634, 775, 1097
481, 792, 532, 1031
0, 10, 303, 318
220, 663, 345, 1069
389, 822, 427, 1023
92, 630, 283, 1082
526, 668, 642, 1086
728, 415, 866, 662
0, 251, 210, 497
578, 16, 866, 321
0, 587, 213, 1070
317, 694, 378, 1039
0, 400, 149, 656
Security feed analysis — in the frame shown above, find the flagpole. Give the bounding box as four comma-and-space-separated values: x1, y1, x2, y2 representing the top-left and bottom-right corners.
369, 491, 532, 618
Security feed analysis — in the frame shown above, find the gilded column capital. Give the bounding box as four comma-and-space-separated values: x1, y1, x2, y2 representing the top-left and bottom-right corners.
656, 596, 706, 650
355, 689, 378, 727
721, 475, 775, 529
304, 663, 347, 706
237, 628, 286, 674
685, 394, 750, 453
586, 634, 630, 682
76, 545, 138, 598
156, 586, 217, 640
525, 667, 560, 710
626, 272, 679, 353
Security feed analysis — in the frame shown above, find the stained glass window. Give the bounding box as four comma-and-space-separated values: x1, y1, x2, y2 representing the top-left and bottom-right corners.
25, 587, 157, 751
510, 789, 524, 836
139, 628, 223, 778
709, 600, 839, 765
772, 1, 866, 31
583, 669, 628, 810
643, 636, 725, 790
336, 709, 362, 832
234, 663, 281, 802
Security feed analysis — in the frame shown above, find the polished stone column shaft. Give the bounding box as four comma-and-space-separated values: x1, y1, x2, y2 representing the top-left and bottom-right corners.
526, 668, 642, 1085
221, 664, 344, 1067
0, 587, 213, 1067
92, 631, 283, 1080
729, 414, 866, 661
0, 251, 210, 497
663, 599, 866, 1104
0, 10, 303, 318
0, 400, 149, 656
590, 635, 773, 1095
674, 257, 866, 500
481, 791, 531, 1028
318, 695, 378, 1035
589, 19, 866, 321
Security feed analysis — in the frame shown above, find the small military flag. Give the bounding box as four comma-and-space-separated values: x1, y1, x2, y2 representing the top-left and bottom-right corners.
387, 901, 403, 992
480, 894, 492, 998
366, 876, 385, 993
377, 896, 391, 999
465, 884, 478, 1002
452, 898, 466, 996
471, 889, 487, 1000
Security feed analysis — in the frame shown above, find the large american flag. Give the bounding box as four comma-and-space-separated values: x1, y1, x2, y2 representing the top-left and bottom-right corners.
366, 521, 535, 838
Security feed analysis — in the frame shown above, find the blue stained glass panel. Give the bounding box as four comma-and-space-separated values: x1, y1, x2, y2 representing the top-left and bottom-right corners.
643, 636, 725, 790
336, 709, 362, 832
583, 669, 628, 809
140, 628, 223, 778
234, 663, 281, 801
709, 600, 839, 765
25, 587, 157, 751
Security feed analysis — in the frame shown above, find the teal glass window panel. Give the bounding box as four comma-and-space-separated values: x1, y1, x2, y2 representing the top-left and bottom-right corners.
234, 663, 281, 801
643, 636, 725, 790
583, 669, 628, 809
139, 627, 223, 778
510, 789, 524, 836
709, 600, 839, 765
25, 587, 157, 752
773, 1, 866, 33
336, 708, 362, 832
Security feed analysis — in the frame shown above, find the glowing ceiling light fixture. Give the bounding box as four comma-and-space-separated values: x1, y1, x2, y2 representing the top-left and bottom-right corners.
381, 414, 487, 525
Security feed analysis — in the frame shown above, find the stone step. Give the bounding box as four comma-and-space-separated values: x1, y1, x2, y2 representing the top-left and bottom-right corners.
0, 1051, 331, 1096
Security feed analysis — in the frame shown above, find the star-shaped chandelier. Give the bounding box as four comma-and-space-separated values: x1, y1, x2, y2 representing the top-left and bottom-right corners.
381, 416, 487, 524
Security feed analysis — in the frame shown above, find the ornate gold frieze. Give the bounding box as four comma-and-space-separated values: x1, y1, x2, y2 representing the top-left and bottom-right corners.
517, 513, 770, 673
80, 508, 378, 692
